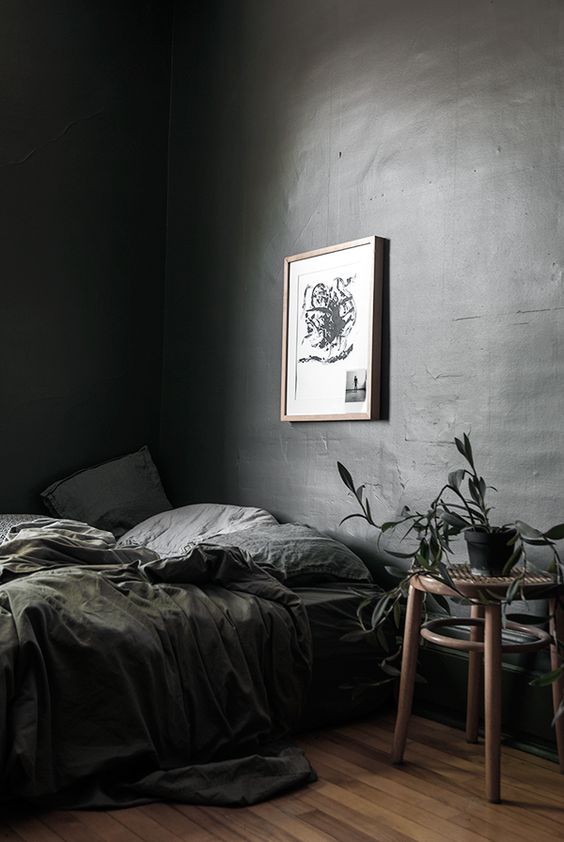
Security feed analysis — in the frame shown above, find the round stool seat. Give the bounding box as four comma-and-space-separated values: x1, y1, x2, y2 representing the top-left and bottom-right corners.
420, 616, 552, 653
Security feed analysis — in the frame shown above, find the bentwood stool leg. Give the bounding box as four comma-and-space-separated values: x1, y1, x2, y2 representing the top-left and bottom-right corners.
484, 603, 502, 803
466, 603, 484, 743
392, 584, 424, 764
549, 597, 564, 773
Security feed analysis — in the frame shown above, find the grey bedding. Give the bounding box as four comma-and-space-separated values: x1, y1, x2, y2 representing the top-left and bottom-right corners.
0, 521, 314, 808
118, 506, 372, 587
204, 523, 373, 586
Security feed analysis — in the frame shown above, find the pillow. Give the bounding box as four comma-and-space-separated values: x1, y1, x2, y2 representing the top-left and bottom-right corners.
118, 503, 278, 555
0, 514, 45, 544
206, 523, 373, 586
40, 446, 172, 538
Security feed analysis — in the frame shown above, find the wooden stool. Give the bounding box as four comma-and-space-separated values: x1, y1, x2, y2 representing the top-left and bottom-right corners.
391, 567, 564, 802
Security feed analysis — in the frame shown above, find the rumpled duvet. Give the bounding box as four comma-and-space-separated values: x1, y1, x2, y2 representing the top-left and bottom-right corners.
0, 520, 314, 808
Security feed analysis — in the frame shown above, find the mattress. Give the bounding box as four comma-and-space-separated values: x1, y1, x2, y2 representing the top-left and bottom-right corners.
296, 583, 394, 729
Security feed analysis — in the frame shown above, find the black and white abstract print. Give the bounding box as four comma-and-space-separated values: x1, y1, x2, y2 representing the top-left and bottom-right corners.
299, 275, 357, 364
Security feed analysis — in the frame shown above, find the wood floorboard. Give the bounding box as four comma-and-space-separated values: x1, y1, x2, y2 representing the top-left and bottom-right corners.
2, 715, 564, 841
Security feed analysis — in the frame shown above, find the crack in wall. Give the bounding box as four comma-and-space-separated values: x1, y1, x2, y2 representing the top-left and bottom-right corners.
0, 110, 104, 169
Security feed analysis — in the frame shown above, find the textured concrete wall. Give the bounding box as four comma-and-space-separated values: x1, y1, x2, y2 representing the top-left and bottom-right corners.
1, 1, 172, 511
163, 0, 564, 564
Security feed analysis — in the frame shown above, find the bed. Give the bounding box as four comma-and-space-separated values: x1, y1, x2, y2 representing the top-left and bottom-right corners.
0, 502, 390, 809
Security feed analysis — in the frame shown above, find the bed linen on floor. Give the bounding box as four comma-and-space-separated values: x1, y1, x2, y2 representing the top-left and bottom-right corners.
0, 521, 314, 808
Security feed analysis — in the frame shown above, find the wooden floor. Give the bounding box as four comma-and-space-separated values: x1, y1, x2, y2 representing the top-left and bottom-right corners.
2, 713, 564, 841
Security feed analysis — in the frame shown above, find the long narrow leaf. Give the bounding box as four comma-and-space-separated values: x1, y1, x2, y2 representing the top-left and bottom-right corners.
337, 461, 355, 493
440, 510, 470, 530
463, 432, 474, 468
544, 524, 564, 541
505, 577, 521, 604
530, 665, 564, 687
384, 565, 406, 579
552, 697, 564, 726
432, 594, 451, 614
339, 513, 367, 526
385, 548, 417, 559
502, 543, 523, 576
515, 520, 545, 539
506, 612, 549, 625
448, 469, 466, 491
370, 596, 392, 629
454, 436, 466, 459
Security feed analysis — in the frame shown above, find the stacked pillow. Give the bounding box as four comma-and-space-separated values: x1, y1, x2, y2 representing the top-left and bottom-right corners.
40, 446, 171, 538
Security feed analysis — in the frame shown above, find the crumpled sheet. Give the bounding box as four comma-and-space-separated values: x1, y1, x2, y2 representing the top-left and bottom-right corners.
0, 520, 315, 807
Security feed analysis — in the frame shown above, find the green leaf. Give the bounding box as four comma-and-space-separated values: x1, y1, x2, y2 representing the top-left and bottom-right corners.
429, 534, 441, 561
468, 477, 481, 506
384, 565, 406, 579
463, 432, 474, 468
515, 521, 545, 540
544, 524, 564, 541
339, 513, 367, 526
552, 697, 564, 726
370, 595, 392, 629
356, 597, 374, 623
381, 520, 401, 532
337, 461, 355, 493
432, 594, 451, 614
448, 469, 466, 491
454, 436, 466, 459
530, 665, 564, 687
439, 561, 457, 592
440, 510, 469, 530
393, 601, 402, 627
376, 626, 390, 653
340, 630, 370, 643
505, 577, 521, 604
502, 543, 523, 576
506, 612, 549, 625
380, 662, 401, 678
385, 548, 417, 559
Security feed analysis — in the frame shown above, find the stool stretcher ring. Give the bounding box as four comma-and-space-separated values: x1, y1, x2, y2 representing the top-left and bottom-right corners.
420, 616, 552, 653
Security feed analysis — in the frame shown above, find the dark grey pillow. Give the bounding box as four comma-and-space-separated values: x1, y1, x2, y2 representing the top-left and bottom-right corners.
207, 523, 372, 585
40, 446, 172, 538
0, 514, 45, 544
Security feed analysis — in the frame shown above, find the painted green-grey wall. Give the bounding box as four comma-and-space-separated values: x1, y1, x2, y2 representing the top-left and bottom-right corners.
162, 0, 564, 563
1, 0, 172, 511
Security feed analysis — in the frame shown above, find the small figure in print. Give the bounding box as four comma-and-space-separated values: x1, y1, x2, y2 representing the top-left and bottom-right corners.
345, 369, 367, 403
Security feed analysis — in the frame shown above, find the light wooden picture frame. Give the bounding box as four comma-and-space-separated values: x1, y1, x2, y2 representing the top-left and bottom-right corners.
281, 236, 384, 422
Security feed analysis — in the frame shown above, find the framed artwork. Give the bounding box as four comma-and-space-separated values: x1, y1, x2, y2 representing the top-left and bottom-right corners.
280, 235, 384, 422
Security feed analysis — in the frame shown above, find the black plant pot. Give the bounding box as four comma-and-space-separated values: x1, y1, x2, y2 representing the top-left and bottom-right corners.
464, 528, 517, 576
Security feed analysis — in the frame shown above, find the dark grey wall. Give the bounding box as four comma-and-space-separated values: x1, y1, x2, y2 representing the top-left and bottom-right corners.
162, 0, 564, 559
161, 0, 564, 552
1, 0, 172, 512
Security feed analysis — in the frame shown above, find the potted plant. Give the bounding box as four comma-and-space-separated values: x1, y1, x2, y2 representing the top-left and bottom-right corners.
337, 432, 564, 719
